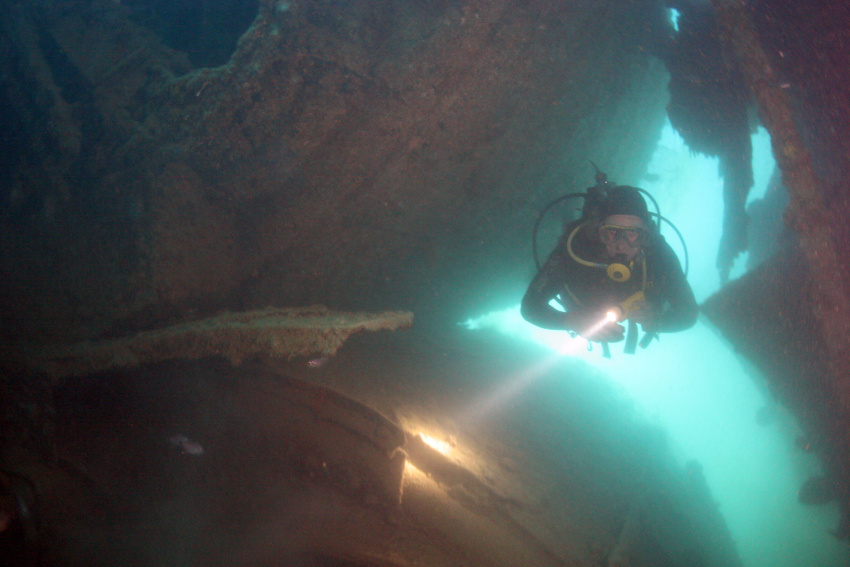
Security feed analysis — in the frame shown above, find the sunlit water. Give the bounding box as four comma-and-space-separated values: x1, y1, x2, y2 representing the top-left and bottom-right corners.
464, 122, 849, 566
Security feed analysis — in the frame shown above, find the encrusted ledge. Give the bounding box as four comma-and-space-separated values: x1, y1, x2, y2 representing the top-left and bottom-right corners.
22, 306, 413, 381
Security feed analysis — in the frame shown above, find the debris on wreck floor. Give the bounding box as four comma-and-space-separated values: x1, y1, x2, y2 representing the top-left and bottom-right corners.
16, 306, 413, 382
18, 358, 564, 566
2, 326, 743, 567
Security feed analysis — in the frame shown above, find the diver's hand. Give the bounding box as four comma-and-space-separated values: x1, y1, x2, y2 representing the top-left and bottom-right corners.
563, 310, 625, 343
588, 321, 625, 342
629, 308, 660, 333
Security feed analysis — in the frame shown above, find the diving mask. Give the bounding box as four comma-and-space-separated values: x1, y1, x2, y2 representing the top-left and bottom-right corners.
598, 225, 648, 246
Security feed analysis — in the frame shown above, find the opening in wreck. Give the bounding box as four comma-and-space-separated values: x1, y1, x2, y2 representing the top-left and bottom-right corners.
464, 121, 845, 566
122, 0, 260, 68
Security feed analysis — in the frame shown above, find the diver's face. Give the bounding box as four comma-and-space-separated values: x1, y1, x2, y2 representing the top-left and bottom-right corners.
599, 214, 647, 261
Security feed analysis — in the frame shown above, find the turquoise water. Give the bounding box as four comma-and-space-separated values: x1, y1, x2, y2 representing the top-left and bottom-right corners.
466, 122, 850, 566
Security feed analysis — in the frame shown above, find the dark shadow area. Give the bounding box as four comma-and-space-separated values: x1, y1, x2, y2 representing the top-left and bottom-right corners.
2, 327, 742, 566
123, 0, 259, 68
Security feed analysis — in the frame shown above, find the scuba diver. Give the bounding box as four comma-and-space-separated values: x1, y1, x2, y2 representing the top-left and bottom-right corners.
521, 173, 697, 354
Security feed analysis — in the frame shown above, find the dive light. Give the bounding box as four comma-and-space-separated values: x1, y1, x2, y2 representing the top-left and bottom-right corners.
606, 291, 646, 323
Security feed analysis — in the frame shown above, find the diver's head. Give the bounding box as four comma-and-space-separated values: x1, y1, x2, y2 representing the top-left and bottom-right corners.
599, 186, 650, 261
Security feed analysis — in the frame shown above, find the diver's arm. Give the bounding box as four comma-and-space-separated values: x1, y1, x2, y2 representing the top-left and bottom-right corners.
651, 287, 697, 332
520, 249, 575, 330
646, 242, 698, 333
521, 248, 624, 341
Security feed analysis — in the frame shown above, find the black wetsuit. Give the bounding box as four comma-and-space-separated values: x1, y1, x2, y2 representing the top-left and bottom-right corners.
521, 220, 698, 334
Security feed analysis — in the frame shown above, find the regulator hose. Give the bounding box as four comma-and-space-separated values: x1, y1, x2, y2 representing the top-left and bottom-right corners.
532, 193, 689, 276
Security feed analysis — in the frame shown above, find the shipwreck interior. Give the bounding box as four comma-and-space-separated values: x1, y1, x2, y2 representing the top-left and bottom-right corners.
2, 1, 850, 566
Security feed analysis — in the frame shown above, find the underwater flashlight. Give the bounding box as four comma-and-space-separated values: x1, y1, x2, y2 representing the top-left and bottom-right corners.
606, 291, 646, 323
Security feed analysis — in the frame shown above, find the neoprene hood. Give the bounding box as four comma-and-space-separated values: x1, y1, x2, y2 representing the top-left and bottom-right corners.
601, 186, 650, 222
